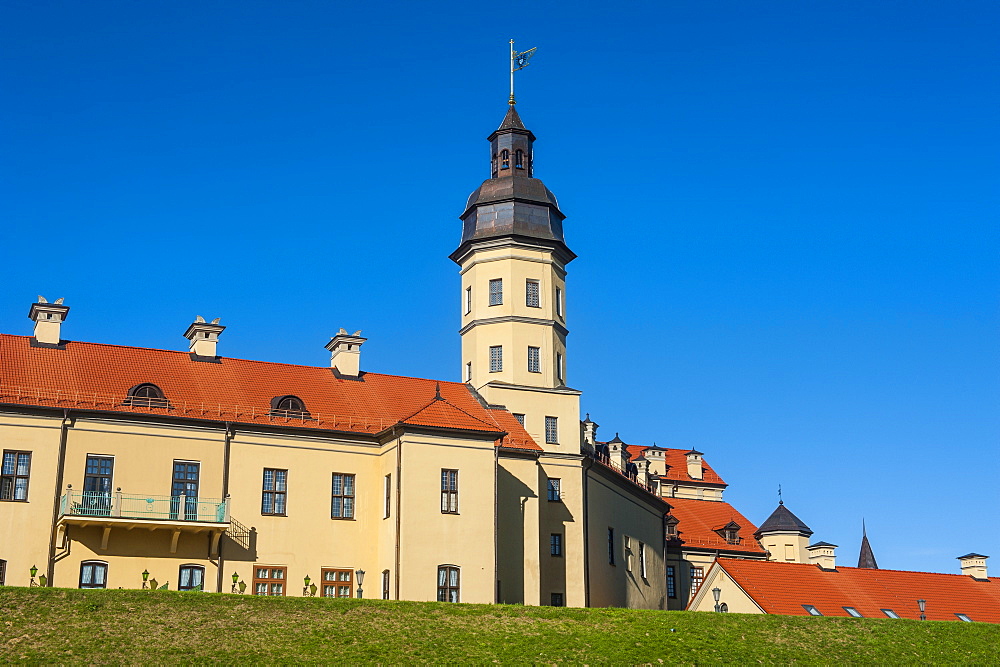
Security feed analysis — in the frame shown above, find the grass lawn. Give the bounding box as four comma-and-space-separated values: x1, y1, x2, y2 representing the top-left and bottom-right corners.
0, 587, 995, 664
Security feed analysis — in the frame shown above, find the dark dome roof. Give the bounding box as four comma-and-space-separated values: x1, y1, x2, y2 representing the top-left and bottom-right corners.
754, 503, 813, 538
463, 177, 561, 215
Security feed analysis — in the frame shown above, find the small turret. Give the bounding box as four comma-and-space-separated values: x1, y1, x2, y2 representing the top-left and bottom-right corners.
755, 501, 813, 564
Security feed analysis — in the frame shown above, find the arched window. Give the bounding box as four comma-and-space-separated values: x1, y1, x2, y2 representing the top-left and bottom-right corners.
179, 564, 205, 591
79, 561, 108, 589
491, 153, 498, 178
270, 395, 310, 419
500, 150, 510, 170
124, 383, 168, 408
515, 149, 524, 169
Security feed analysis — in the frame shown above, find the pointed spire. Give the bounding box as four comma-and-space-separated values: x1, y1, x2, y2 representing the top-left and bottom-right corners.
498, 104, 527, 132
755, 502, 813, 538
857, 520, 879, 569
433, 382, 443, 401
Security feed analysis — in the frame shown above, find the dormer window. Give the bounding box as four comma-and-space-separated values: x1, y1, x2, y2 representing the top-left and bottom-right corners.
665, 515, 680, 539
515, 149, 524, 169
124, 383, 168, 408
500, 150, 510, 170
714, 521, 742, 545
270, 395, 310, 419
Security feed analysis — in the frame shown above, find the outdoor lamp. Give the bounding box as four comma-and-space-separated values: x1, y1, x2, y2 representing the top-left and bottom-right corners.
918, 599, 926, 621
142, 569, 150, 581
303, 574, 312, 597
356, 569, 366, 599
38, 574, 47, 587
29, 565, 38, 578
712, 587, 722, 613
304, 574, 311, 587
232, 572, 239, 584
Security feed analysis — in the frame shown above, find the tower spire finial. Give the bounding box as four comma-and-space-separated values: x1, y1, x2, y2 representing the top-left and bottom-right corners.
509, 40, 537, 107
778, 484, 783, 505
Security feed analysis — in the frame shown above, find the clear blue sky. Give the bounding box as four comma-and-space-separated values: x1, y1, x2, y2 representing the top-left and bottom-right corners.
2, 0, 997, 575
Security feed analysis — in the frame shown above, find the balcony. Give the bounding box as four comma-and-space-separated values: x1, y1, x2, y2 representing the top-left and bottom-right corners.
57, 488, 230, 555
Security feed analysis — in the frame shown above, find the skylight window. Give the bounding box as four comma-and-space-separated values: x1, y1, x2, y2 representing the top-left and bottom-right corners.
843, 607, 863, 618
955, 613, 973, 622
802, 605, 823, 616
881, 609, 900, 619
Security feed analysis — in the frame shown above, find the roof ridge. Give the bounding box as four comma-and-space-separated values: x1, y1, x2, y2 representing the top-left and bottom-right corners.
399, 392, 499, 431
716, 557, 996, 579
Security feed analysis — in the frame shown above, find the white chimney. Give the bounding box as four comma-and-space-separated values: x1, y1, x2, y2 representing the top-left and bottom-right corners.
581, 413, 599, 452
325, 329, 367, 377
807, 542, 838, 570
28, 296, 69, 346
183, 316, 225, 358
686, 449, 704, 480
957, 553, 989, 580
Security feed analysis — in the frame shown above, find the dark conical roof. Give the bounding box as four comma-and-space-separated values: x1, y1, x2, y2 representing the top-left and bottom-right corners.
498, 105, 526, 131
858, 532, 879, 569
754, 503, 813, 538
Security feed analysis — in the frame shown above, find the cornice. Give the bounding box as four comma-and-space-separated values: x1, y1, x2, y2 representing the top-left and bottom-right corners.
459, 315, 569, 337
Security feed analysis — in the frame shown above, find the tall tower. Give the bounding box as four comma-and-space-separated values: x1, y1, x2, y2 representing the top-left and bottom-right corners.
450, 104, 581, 450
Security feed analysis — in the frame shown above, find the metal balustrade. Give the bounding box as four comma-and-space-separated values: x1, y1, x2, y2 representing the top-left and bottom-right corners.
59, 488, 229, 524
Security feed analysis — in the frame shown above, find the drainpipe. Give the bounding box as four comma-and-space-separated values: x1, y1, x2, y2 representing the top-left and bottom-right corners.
46, 409, 71, 586
216, 422, 233, 594
394, 427, 403, 600
494, 444, 499, 603
582, 455, 592, 608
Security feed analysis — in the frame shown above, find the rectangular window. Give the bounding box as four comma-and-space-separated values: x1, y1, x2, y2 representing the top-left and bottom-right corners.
382, 570, 390, 600
550, 592, 564, 607
441, 469, 458, 513
79, 561, 108, 589
545, 416, 558, 444
690, 566, 704, 599
639, 542, 647, 579
803, 604, 823, 616
513, 413, 525, 426
82, 455, 114, 515
331, 473, 355, 519
437, 565, 460, 602
624, 536, 633, 572
384, 474, 391, 519
555, 287, 563, 317
956, 613, 973, 622
254, 567, 286, 596
550, 533, 563, 557
170, 460, 199, 520
489, 279, 503, 306
321, 569, 353, 598
0, 451, 31, 501
178, 565, 205, 591
667, 566, 677, 598
489, 345, 503, 372
466, 361, 472, 382
261, 468, 288, 515
881, 609, 900, 619
526, 280, 540, 307
844, 606, 863, 617
527, 346, 540, 373
608, 528, 615, 565
556, 352, 564, 382
546, 478, 561, 502
465, 286, 472, 314
0, 559, 6, 585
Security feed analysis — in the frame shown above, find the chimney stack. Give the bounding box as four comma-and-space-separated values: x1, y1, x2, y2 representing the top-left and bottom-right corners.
325, 329, 367, 377
807, 542, 838, 570
957, 553, 989, 580
686, 449, 704, 480
581, 414, 599, 452
183, 316, 225, 359
28, 296, 69, 346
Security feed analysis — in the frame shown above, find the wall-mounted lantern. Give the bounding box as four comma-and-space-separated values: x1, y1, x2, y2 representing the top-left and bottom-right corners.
356, 569, 366, 599
712, 587, 722, 613
918, 599, 927, 621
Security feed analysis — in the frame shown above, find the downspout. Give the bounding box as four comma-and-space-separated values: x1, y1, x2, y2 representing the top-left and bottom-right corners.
216, 421, 233, 594
493, 444, 499, 603
394, 427, 403, 600
46, 409, 71, 586
582, 455, 592, 608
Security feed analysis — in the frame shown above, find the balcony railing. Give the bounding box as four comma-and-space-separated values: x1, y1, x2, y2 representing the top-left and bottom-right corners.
585, 451, 657, 495
59, 488, 229, 524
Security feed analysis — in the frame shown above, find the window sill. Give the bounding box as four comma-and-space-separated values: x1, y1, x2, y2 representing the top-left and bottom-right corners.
330, 516, 355, 521
261, 513, 287, 517
547, 499, 563, 503
0, 498, 29, 503
441, 511, 460, 515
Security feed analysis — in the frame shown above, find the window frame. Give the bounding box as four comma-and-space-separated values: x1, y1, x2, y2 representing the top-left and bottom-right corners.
956, 613, 973, 622
802, 604, 823, 616
441, 469, 459, 514
320, 568, 354, 598
0, 559, 6, 585
550, 592, 564, 607
384, 474, 391, 519
513, 413, 525, 426
79, 560, 108, 589
550, 533, 563, 557
270, 395, 310, 419
544, 416, 558, 444
525, 279, 540, 308
330, 473, 355, 519
178, 564, 205, 591
489, 278, 503, 306
489, 345, 503, 372
466, 361, 472, 382
624, 535, 633, 572
464, 286, 472, 315
608, 527, 615, 565
639, 542, 647, 579
382, 570, 390, 600
546, 478, 561, 502
690, 566, 705, 599
555, 286, 563, 318
253, 566, 286, 596
881, 608, 900, 619
556, 352, 564, 382
1, 450, 31, 502
261, 468, 288, 516
527, 346, 541, 373
843, 606, 863, 617
124, 383, 169, 408
437, 565, 460, 603
667, 565, 677, 598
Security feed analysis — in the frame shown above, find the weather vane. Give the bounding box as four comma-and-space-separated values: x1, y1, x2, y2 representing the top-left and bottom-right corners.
509, 39, 537, 105
778, 484, 783, 505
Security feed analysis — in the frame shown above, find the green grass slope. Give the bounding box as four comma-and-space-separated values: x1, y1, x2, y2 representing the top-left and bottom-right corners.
1, 588, 995, 664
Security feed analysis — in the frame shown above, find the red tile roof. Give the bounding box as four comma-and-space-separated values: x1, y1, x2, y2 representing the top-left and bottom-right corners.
0, 334, 539, 451
711, 558, 1000, 623
665, 496, 766, 554
623, 444, 727, 485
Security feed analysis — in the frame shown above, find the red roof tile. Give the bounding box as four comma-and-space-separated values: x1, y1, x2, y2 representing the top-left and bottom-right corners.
0, 334, 539, 450
712, 558, 1000, 623
623, 444, 727, 485
665, 496, 766, 554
